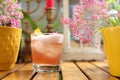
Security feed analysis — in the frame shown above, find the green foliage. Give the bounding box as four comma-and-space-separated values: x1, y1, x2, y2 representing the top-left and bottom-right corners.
0, 0, 16, 3
107, 0, 120, 27
53, 20, 63, 33
109, 17, 119, 26
108, 0, 120, 10
22, 11, 38, 31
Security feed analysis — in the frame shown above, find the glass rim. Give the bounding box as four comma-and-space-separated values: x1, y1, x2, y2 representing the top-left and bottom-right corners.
31, 32, 63, 36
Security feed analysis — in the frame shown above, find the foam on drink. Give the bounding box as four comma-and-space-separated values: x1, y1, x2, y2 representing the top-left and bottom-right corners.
31, 33, 64, 58
32, 33, 63, 43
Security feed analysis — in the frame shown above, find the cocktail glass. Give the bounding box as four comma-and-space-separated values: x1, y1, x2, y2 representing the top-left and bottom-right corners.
31, 33, 64, 72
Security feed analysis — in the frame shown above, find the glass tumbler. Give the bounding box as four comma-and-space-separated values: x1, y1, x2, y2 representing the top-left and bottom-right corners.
31, 33, 64, 72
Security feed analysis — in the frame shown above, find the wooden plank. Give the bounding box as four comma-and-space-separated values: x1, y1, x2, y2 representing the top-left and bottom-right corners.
0, 63, 25, 79
2, 71, 34, 80
91, 61, 119, 80
33, 72, 59, 80
61, 62, 88, 80
91, 61, 109, 72
76, 62, 119, 80
109, 76, 120, 80
18, 63, 33, 71
2, 63, 34, 80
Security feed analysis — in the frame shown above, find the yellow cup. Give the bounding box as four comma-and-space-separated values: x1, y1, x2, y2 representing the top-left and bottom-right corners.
102, 27, 120, 77
0, 26, 22, 70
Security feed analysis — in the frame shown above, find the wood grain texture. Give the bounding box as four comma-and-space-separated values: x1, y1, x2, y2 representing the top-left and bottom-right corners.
33, 72, 59, 80
2, 63, 34, 80
61, 62, 88, 80
91, 61, 119, 80
76, 62, 119, 80
0, 63, 25, 79
18, 63, 33, 71
91, 61, 109, 72
0, 62, 119, 80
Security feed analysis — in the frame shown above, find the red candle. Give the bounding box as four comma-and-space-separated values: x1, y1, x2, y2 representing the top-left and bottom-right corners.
46, 0, 54, 8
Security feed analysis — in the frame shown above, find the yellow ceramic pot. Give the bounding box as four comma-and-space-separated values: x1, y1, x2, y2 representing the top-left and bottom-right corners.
102, 27, 120, 77
0, 26, 22, 70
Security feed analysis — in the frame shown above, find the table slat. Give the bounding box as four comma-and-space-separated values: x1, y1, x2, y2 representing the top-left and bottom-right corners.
18, 63, 33, 71
0, 63, 25, 79
91, 61, 119, 80
1, 61, 119, 80
2, 71, 33, 80
33, 72, 59, 80
76, 62, 110, 80
91, 61, 109, 72
2, 63, 34, 80
109, 76, 120, 80
61, 62, 88, 80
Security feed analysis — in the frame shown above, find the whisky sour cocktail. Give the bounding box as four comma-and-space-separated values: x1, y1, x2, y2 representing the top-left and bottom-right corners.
31, 33, 64, 72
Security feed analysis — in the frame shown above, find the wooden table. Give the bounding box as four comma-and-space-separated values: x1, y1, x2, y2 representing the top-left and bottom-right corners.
0, 61, 119, 80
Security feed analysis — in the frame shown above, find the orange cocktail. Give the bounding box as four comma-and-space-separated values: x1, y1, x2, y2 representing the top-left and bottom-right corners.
31, 33, 63, 72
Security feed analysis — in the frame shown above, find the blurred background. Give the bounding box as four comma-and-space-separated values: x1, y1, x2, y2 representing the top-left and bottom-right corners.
19, 0, 64, 62
18, 0, 88, 62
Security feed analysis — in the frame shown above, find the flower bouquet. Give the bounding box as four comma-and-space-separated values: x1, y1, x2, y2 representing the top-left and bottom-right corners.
0, 0, 23, 27
61, 0, 109, 48
0, 0, 24, 70
61, 0, 110, 61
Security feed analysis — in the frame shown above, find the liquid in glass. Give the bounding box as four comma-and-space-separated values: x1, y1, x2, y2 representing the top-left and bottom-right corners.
31, 33, 63, 72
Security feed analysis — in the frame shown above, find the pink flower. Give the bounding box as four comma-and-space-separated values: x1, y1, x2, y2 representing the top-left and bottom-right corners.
91, 15, 99, 21
0, 0, 23, 28
61, 0, 109, 44
60, 18, 72, 25
118, 11, 120, 18
69, 22, 77, 30
11, 19, 21, 28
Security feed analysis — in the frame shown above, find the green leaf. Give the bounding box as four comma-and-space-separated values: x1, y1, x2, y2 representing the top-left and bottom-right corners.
108, 0, 120, 10
12, 0, 16, 2
108, 0, 116, 3
22, 11, 38, 31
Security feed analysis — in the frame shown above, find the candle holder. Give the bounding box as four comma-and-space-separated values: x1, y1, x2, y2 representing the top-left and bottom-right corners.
46, 8, 54, 33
